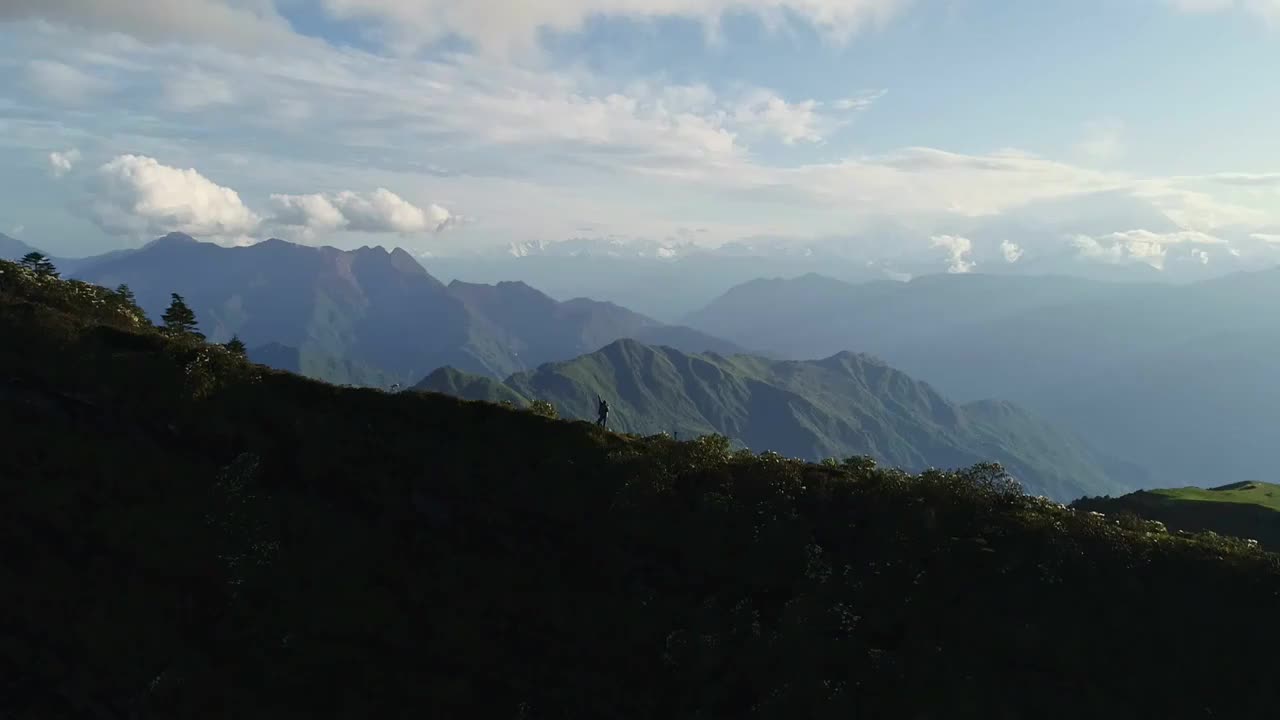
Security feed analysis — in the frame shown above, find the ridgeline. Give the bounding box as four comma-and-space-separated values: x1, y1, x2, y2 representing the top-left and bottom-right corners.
3, 258, 1280, 718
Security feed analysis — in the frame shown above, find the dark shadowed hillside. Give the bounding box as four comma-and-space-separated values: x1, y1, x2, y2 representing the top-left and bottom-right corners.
417, 340, 1135, 500
4, 258, 1280, 718
247, 342, 398, 389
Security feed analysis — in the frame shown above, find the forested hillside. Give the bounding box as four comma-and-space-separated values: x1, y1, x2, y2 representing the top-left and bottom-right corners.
4, 259, 1280, 718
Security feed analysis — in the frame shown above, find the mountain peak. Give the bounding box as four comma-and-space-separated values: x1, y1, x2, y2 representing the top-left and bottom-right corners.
146, 232, 199, 248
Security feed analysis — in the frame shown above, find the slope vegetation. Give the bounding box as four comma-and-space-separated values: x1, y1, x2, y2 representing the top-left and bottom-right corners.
4, 259, 1280, 717
418, 340, 1130, 500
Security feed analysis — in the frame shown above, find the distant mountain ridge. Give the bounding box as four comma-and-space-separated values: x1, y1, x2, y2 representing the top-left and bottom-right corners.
686, 269, 1280, 487
416, 338, 1135, 501
71, 233, 741, 385
0, 233, 41, 261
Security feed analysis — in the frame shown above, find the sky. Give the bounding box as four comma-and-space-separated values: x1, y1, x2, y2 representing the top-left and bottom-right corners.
2, 0, 1280, 270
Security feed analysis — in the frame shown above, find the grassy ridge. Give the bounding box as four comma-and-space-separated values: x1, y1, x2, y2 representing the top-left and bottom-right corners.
5, 259, 1280, 718
1074, 481, 1280, 551
1151, 481, 1280, 511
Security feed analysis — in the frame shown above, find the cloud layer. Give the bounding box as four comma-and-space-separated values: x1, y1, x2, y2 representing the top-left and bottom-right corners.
3, 1, 1280, 263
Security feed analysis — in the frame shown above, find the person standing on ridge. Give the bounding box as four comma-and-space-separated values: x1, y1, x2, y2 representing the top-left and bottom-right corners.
596, 396, 610, 429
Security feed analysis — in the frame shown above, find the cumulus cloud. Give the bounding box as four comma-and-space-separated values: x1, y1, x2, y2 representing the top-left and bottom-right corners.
89, 154, 261, 243
48, 148, 82, 177
1000, 238, 1023, 263
26, 60, 111, 105
269, 188, 454, 236
930, 234, 975, 274
1070, 229, 1226, 270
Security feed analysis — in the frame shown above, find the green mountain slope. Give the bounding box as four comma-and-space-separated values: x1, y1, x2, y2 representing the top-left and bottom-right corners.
1073, 481, 1280, 551
4, 258, 1280, 718
421, 340, 1130, 500
247, 341, 399, 389
416, 366, 529, 405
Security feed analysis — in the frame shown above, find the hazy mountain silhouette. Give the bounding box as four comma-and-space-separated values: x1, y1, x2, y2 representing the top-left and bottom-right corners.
71, 234, 741, 383
688, 269, 1280, 486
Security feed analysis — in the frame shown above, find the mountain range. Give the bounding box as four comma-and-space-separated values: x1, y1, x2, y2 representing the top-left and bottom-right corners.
417, 339, 1138, 501
64, 233, 740, 385
686, 269, 1280, 487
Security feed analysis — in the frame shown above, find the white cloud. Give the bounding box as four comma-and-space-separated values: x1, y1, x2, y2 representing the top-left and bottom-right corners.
164, 68, 236, 110
732, 91, 824, 145
930, 234, 975, 273
48, 148, 82, 177
1, 0, 303, 51
1000, 238, 1023, 263
1070, 229, 1226, 270
731, 88, 884, 145
26, 60, 111, 105
90, 154, 261, 243
1199, 172, 1280, 187
1251, 233, 1280, 243
270, 189, 454, 236
320, 0, 914, 55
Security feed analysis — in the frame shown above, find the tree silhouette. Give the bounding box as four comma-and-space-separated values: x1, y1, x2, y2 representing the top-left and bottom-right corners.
162, 293, 204, 340
19, 252, 58, 278
115, 284, 136, 304
224, 335, 247, 357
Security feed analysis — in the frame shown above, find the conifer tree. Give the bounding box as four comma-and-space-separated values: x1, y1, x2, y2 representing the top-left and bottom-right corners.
115, 284, 136, 304
162, 293, 204, 340
18, 252, 58, 278
224, 335, 248, 357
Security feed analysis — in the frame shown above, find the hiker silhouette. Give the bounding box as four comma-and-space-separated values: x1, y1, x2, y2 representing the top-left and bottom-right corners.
596, 396, 610, 428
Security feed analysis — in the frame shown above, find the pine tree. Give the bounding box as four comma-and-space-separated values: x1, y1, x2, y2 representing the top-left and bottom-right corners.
224, 335, 248, 357
115, 284, 136, 304
18, 252, 58, 278
162, 293, 204, 340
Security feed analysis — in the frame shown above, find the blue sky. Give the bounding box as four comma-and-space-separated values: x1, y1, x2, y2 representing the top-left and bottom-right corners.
1, 0, 1279, 273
